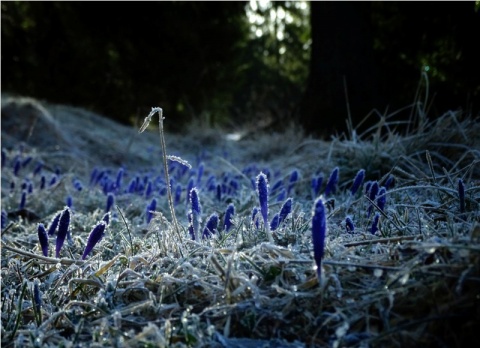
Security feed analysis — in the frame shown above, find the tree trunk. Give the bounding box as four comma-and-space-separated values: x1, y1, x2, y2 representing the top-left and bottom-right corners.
299, 2, 382, 136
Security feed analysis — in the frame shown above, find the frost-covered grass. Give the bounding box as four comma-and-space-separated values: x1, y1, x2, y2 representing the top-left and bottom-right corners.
1, 94, 479, 347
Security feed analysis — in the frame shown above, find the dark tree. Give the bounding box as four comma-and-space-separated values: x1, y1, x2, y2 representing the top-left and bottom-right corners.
1, 2, 248, 130
299, 2, 480, 137
299, 2, 382, 137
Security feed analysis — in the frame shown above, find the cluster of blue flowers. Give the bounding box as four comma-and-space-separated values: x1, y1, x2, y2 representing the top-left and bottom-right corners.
1, 141, 470, 283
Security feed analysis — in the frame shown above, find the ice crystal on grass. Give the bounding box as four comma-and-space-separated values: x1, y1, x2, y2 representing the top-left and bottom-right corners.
55, 207, 70, 258
312, 197, 327, 280
82, 222, 106, 260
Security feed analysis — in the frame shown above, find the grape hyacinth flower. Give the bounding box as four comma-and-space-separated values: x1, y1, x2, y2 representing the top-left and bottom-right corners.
48, 212, 61, 236
190, 188, 202, 240
367, 181, 379, 217
376, 187, 387, 212
187, 212, 195, 240
252, 207, 260, 229
49, 175, 58, 187
312, 174, 323, 197
186, 177, 195, 205
312, 198, 327, 281
73, 179, 83, 191
278, 197, 293, 226
115, 168, 124, 190
324, 167, 339, 196
105, 193, 115, 213
345, 216, 355, 233
33, 161, 43, 176
287, 170, 299, 195
1, 210, 7, 230
203, 213, 219, 239
458, 179, 465, 214
37, 223, 49, 257
13, 158, 21, 176
19, 191, 27, 210
270, 213, 280, 231
384, 174, 395, 190
350, 169, 365, 196
82, 222, 106, 260
56, 207, 70, 258
370, 213, 380, 235
146, 198, 157, 224
22, 156, 32, 168
33, 278, 42, 313
224, 203, 235, 232
66, 195, 73, 208
256, 172, 271, 233
102, 212, 110, 225
216, 184, 222, 202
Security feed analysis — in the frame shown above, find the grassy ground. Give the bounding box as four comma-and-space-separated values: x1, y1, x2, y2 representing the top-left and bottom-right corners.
1, 94, 479, 347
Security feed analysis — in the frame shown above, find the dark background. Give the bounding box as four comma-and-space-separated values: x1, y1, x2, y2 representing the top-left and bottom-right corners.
2, 1, 479, 136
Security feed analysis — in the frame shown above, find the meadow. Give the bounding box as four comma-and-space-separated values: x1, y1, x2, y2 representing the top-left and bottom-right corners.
1, 94, 479, 347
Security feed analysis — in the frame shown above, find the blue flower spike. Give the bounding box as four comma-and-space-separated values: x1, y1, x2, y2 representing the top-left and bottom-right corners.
105, 193, 115, 213
224, 203, 235, 232
33, 278, 42, 313
37, 223, 49, 257
203, 213, 219, 239
350, 169, 365, 196
376, 187, 387, 212
270, 213, 280, 231
256, 172, 273, 242
55, 207, 70, 258
48, 212, 61, 236
190, 187, 202, 240
325, 167, 339, 196
146, 198, 157, 224
312, 197, 327, 282
345, 216, 355, 233
82, 222, 106, 260
278, 198, 293, 226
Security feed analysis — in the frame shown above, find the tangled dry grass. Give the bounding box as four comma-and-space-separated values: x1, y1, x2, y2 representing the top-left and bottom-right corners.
1, 94, 479, 347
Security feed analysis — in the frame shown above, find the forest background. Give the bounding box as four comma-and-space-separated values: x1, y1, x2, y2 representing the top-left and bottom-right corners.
2, 1, 479, 136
